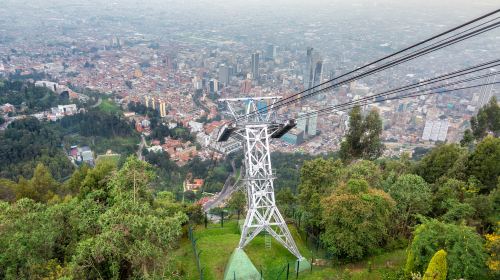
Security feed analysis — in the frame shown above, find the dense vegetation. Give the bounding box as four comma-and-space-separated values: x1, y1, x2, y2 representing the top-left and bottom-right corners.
277, 100, 500, 279
0, 157, 199, 279
0, 79, 71, 114
0, 117, 74, 180
59, 110, 134, 138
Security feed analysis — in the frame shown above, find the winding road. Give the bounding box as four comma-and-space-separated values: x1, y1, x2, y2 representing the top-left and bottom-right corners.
203, 160, 241, 212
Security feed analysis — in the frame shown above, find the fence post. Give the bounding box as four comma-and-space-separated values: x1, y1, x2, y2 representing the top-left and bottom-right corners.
286, 262, 290, 280
233, 271, 236, 280
296, 260, 300, 279
221, 210, 224, 228
260, 267, 263, 280
200, 267, 204, 280
310, 257, 313, 272
204, 212, 208, 228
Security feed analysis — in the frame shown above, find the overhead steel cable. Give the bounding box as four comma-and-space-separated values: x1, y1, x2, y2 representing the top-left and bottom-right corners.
305, 81, 500, 120
296, 70, 499, 120
234, 9, 500, 121
294, 60, 500, 120
295, 72, 499, 121
245, 20, 500, 118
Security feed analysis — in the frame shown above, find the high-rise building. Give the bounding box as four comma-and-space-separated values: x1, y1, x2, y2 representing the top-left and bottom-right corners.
296, 111, 318, 137
313, 60, 323, 87
251, 52, 260, 80
192, 76, 203, 90
209, 79, 219, 95
304, 47, 314, 89
297, 112, 307, 132
218, 64, 230, 86
240, 79, 252, 94
151, 98, 156, 110
159, 101, 167, 117
266, 44, 277, 60
477, 73, 496, 108
304, 47, 323, 92
307, 112, 318, 136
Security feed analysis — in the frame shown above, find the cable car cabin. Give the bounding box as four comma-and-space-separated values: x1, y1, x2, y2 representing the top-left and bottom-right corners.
270, 119, 296, 138
216, 124, 236, 142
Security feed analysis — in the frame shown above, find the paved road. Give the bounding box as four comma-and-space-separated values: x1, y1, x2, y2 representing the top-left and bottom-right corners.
203, 160, 240, 212
90, 97, 102, 108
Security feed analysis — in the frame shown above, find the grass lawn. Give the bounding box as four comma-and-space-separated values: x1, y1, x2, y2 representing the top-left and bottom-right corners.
172, 220, 406, 280
98, 99, 122, 114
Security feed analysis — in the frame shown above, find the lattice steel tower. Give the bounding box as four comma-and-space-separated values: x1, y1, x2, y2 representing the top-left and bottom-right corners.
217, 97, 303, 260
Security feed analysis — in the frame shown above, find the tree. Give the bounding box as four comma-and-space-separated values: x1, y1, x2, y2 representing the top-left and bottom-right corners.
154, 191, 183, 216
65, 164, 90, 194
226, 190, 246, 216
340, 107, 384, 162
184, 190, 196, 202
0, 199, 61, 279
272, 152, 314, 193
298, 158, 343, 234
467, 136, 500, 193
109, 156, 155, 203
276, 187, 296, 217
485, 223, 500, 278
70, 157, 187, 279
460, 129, 474, 148
78, 159, 117, 200
387, 174, 431, 236
340, 106, 363, 162
361, 108, 384, 160
320, 179, 395, 260
405, 219, 488, 279
13, 163, 59, 202
422, 250, 447, 280
416, 144, 464, 183
471, 97, 500, 139
71, 199, 187, 279
344, 159, 382, 188
0, 178, 16, 202
185, 203, 204, 224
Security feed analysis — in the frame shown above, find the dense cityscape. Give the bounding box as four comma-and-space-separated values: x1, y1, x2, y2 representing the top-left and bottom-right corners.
1, 0, 498, 160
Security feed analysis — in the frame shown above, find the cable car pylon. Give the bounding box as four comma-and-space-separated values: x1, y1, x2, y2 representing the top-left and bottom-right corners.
217, 96, 308, 265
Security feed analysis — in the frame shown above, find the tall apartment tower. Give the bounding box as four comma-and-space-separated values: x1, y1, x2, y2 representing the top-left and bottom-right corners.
304, 47, 314, 89
218, 64, 230, 86
304, 47, 323, 93
266, 44, 277, 60
251, 52, 260, 80
209, 79, 219, 95
159, 101, 167, 117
